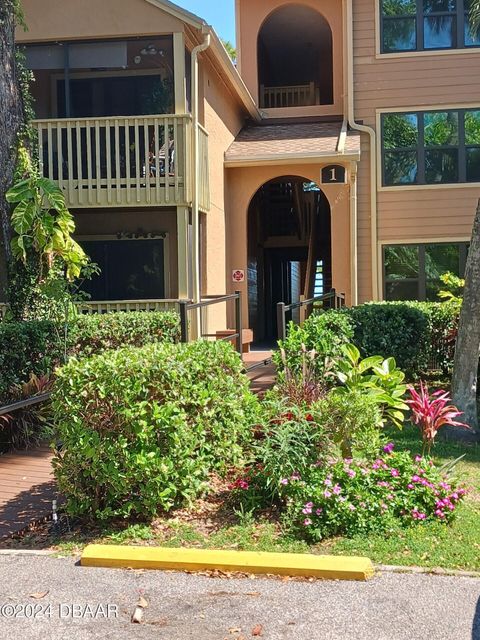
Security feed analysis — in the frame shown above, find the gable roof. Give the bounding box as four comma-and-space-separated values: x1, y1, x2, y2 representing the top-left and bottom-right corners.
145, 0, 261, 121
225, 123, 361, 167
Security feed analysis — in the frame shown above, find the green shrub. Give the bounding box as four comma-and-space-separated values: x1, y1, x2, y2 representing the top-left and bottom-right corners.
0, 320, 62, 402
329, 343, 408, 429
0, 311, 180, 403
280, 446, 466, 541
67, 310, 180, 357
232, 389, 382, 509
348, 303, 430, 376
316, 390, 384, 460
52, 340, 259, 519
278, 302, 458, 379
275, 310, 354, 377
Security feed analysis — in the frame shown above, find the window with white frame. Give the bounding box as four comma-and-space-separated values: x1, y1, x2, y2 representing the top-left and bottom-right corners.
381, 108, 480, 185
380, 0, 480, 53
383, 241, 468, 300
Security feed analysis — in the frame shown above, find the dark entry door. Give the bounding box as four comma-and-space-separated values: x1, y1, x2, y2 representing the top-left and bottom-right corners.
264, 248, 307, 342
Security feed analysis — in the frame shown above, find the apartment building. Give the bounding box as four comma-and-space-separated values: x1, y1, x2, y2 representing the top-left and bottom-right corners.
15, 0, 480, 343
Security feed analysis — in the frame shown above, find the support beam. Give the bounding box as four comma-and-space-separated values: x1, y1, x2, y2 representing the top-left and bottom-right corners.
173, 32, 186, 115
176, 206, 189, 299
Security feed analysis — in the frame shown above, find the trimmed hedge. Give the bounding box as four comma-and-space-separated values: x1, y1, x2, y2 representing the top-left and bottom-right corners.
347, 303, 430, 376
0, 311, 180, 402
0, 321, 64, 402
67, 310, 181, 358
52, 341, 259, 518
279, 302, 458, 379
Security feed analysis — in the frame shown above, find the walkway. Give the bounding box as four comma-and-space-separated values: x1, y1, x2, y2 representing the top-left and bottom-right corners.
0, 445, 56, 540
244, 350, 276, 396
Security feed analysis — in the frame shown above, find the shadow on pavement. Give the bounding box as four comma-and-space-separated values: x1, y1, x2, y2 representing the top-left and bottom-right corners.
473, 596, 480, 640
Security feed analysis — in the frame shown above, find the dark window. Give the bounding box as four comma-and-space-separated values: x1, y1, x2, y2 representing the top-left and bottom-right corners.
384, 242, 468, 300
381, 0, 480, 52
80, 238, 166, 301
381, 108, 480, 185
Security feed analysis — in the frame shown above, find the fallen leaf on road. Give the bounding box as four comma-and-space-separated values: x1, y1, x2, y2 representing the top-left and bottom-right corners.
131, 606, 144, 624
138, 596, 149, 609
252, 624, 264, 636
245, 591, 261, 597
29, 591, 49, 599
229, 627, 242, 634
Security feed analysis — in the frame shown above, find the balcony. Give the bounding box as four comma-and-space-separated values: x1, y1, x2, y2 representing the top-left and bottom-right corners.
260, 82, 319, 109
34, 113, 210, 211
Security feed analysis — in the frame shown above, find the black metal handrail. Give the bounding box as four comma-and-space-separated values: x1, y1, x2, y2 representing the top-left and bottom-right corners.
277, 288, 346, 341
179, 291, 243, 353
0, 392, 52, 417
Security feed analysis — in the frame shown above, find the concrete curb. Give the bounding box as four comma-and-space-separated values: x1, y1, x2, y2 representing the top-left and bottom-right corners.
80, 545, 375, 581
378, 564, 480, 579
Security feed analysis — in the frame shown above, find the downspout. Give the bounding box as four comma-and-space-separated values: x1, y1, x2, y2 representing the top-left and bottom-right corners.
191, 30, 211, 321
344, 0, 379, 300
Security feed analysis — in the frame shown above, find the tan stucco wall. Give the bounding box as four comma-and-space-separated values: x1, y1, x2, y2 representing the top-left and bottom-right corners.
353, 0, 480, 300
225, 164, 352, 329
18, 0, 184, 42
74, 208, 179, 297
236, 0, 344, 118
196, 50, 247, 331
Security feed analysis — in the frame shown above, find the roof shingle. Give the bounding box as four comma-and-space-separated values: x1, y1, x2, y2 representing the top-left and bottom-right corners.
225, 122, 361, 164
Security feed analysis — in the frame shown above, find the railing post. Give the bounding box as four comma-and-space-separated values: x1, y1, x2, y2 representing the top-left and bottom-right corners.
179, 300, 189, 343
299, 295, 306, 325
277, 302, 287, 342
330, 288, 337, 309
234, 290, 242, 354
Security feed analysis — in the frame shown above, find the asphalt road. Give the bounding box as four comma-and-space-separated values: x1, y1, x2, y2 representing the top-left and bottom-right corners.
0, 553, 478, 639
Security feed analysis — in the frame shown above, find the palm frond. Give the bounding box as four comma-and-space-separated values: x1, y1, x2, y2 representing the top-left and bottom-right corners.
470, 0, 480, 37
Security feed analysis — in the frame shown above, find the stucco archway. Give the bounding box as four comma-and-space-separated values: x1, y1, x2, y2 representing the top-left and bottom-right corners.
257, 4, 333, 108
247, 175, 331, 343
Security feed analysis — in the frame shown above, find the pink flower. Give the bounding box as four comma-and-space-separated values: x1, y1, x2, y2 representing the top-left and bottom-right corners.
435, 509, 445, 518
383, 443, 395, 454
291, 471, 301, 481
417, 513, 426, 520
391, 469, 400, 477
386, 493, 394, 501
305, 502, 313, 508
411, 475, 421, 483
333, 484, 342, 495
280, 478, 289, 485
415, 455, 422, 462
347, 469, 356, 478
348, 504, 356, 511
407, 484, 414, 490
303, 518, 312, 526
324, 478, 332, 486
302, 507, 312, 515
324, 490, 332, 498
316, 508, 323, 515
338, 496, 347, 503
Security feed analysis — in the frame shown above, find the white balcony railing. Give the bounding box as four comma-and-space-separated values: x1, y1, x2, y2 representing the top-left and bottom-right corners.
260, 82, 319, 109
34, 114, 210, 212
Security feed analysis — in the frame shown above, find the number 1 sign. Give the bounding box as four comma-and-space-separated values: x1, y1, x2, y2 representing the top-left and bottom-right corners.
320, 165, 347, 185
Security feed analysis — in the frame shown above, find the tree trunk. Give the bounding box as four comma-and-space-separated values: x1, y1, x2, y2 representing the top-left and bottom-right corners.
451, 199, 480, 435
0, 2, 24, 271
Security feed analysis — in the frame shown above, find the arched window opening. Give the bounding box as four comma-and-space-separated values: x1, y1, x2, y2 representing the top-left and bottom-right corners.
258, 5, 333, 109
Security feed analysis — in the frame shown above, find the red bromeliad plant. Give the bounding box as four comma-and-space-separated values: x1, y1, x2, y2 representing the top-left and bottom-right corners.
406, 382, 470, 454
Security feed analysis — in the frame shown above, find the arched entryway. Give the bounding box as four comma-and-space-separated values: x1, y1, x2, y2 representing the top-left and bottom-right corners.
247, 176, 331, 344
257, 4, 333, 108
